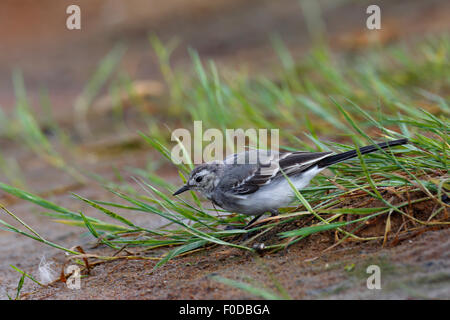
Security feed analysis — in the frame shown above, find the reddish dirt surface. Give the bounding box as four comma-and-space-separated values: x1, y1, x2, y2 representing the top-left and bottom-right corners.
0, 0, 449, 300
22, 227, 450, 299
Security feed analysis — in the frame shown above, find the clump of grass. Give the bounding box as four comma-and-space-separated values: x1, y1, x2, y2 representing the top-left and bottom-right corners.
0, 150, 26, 189
0, 35, 448, 275
74, 44, 126, 138
11, 71, 86, 184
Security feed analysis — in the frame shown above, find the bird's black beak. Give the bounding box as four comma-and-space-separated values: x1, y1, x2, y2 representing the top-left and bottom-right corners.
173, 185, 190, 196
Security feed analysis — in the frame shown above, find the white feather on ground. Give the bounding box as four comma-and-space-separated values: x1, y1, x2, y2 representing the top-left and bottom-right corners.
38, 256, 57, 285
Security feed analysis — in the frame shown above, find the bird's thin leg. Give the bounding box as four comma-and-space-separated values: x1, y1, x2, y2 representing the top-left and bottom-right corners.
243, 214, 263, 229
244, 209, 279, 230
227, 210, 279, 232
245, 209, 279, 228
225, 214, 262, 230
240, 210, 280, 241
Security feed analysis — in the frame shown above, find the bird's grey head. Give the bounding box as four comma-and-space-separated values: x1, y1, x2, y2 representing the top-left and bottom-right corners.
173, 162, 223, 199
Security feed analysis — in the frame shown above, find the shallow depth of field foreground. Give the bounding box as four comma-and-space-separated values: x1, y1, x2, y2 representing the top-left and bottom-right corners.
0, 0, 449, 300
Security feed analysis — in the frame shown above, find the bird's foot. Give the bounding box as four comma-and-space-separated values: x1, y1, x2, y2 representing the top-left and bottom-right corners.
269, 209, 279, 217
226, 211, 279, 240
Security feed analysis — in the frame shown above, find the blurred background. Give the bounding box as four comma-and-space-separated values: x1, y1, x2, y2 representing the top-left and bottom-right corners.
0, 0, 449, 300
1, 0, 449, 117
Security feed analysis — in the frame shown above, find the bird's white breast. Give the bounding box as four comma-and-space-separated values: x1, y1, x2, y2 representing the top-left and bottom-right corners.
234, 166, 324, 214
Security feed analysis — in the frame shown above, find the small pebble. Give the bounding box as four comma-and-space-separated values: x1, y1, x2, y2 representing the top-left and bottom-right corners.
252, 242, 265, 252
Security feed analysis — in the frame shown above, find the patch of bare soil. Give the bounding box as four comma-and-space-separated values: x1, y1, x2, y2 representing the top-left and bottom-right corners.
21, 225, 450, 300
12, 185, 450, 300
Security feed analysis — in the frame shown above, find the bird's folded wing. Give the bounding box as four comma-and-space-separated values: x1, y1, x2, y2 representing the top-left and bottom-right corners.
221, 151, 332, 196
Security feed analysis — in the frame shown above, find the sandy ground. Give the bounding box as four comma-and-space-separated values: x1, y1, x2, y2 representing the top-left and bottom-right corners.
22, 228, 450, 299
0, 0, 449, 299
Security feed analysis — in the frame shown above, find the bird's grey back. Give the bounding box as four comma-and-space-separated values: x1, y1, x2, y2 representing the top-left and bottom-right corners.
215, 149, 332, 196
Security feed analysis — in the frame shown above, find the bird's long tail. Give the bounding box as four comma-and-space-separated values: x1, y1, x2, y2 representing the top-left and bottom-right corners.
316, 138, 408, 168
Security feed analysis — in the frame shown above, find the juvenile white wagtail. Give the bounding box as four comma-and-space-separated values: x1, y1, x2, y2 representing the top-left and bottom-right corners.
173, 138, 408, 224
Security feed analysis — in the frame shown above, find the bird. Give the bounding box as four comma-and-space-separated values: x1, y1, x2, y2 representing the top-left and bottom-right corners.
173, 138, 408, 226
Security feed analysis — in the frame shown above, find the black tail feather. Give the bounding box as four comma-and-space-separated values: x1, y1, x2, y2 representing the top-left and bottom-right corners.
316, 138, 408, 168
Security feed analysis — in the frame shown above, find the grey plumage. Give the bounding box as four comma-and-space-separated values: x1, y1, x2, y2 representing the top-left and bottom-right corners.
173, 138, 408, 216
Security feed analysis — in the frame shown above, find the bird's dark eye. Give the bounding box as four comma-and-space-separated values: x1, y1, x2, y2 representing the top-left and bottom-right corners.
195, 176, 203, 183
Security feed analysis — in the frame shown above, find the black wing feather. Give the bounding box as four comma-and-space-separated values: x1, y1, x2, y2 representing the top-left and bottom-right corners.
224, 151, 332, 196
